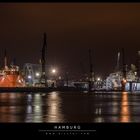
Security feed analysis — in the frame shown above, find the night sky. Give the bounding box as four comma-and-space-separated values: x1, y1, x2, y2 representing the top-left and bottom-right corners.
0, 3, 140, 79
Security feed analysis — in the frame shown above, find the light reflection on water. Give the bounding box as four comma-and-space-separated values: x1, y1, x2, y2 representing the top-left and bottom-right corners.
45, 92, 64, 122
120, 92, 130, 122
0, 92, 140, 122
33, 94, 43, 121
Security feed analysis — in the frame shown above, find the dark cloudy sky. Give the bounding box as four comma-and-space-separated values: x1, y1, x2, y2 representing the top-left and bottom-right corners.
0, 3, 140, 79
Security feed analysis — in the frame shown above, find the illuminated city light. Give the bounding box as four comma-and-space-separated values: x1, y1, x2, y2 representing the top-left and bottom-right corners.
97, 77, 101, 81
28, 75, 32, 79
122, 79, 127, 84
35, 72, 40, 77
52, 69, 56, 74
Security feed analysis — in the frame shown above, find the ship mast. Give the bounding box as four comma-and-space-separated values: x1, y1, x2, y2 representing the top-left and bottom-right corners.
4, 49, 8, 70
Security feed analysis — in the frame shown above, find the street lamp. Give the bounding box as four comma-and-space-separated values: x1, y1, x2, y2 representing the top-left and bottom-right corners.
27, 75, 32, 86
52, 69, 56, 74
97, 77, 101, 81
51, 68, 57, 88
96, 77, 102, 89
35, 72, 40, 77
28, 75, 32, 79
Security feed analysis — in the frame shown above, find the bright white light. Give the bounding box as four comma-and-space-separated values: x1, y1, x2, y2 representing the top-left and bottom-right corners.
36, 72, 40, 77
28, 75, 32, 79
52, 69, 56, 74
97, 77, 101, 81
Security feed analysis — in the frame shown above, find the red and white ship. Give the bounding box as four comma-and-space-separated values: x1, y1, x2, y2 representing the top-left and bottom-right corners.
0, 51, 25, 87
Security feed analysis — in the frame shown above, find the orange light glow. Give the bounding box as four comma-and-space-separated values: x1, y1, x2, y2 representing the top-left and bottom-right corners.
122, 79, 127, 84
120, 92, 130, 122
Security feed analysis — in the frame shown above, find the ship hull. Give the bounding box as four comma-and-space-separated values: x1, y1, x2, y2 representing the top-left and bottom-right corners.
0, 74, 24, 87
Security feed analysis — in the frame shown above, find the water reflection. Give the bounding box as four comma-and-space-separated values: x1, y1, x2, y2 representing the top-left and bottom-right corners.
25, 94, 33, 122
0, 93, 25, 122
45, 91, 64, 122
111, 102, 119, 116
94, 107, 104, 122
25, 94, 43, 122
94, 117, 104, 122
0, 91, 140, 122
120, 92, 130, 122
95, 108, 102, 115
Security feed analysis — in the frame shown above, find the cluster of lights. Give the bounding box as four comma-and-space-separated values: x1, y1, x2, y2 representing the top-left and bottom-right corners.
27, 72, 40, 79
27, 68, 57, 80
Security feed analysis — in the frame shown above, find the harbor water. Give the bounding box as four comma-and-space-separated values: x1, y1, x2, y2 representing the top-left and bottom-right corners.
0, 91, 140, 123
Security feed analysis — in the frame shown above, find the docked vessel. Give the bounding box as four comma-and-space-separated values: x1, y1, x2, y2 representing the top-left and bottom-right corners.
0, 51, 25, 87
